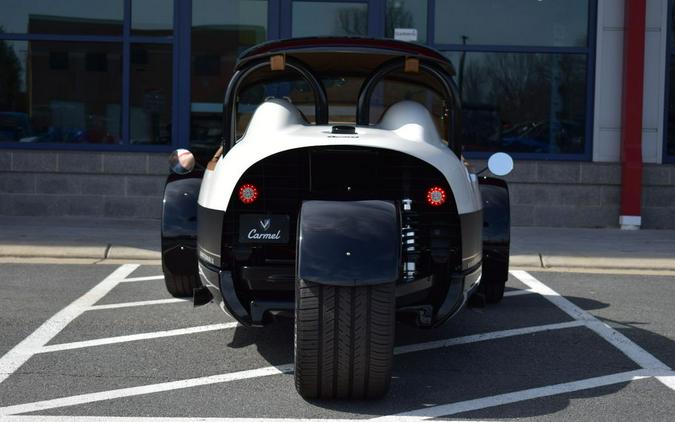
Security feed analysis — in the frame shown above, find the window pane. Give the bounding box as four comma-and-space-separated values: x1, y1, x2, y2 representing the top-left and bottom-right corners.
132, 0, 174, 36
292, 2, 368, 37
385, 0, 427, 43
0, 40, 121, 144
668, 54, 675, 156
445, 52, 587, 155
435, 0, 588, 47
0, 0, 123, 35
191, 0, 267, 149
130, 44, 172, 145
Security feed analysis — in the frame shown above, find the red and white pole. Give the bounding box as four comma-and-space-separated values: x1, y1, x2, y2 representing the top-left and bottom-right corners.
619, 0, 646, 230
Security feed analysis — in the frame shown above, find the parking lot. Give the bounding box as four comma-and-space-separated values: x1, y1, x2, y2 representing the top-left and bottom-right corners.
0, 263, 673, 421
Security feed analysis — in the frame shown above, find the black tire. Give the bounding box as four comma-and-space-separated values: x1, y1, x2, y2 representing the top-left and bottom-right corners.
162, 264, 200, 298
479, 277, 505, 304
294, 279, 395, 399
479, 256, 508, 304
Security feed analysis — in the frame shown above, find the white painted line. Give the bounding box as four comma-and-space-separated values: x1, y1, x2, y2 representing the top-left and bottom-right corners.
510, 270, 675, 392
120, 275, 164, 283
374, 369, 651, 420
0, 264, 139, 386
88, 298, 187, 310
39, 322, 239, 353
394, 320, 584, 355
3, 320, 583, 415
503, 289, 534, 297
0, 365, 294, 416
0, 417, 430, 422
655, 373, 675, 390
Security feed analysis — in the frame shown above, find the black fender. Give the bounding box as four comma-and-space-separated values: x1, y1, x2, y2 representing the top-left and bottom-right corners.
478, 177, 510, 282
161, 171, 203, 276
297, 200, 401, 286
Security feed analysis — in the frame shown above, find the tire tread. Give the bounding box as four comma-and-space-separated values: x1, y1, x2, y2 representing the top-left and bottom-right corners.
295, 280, 395, 399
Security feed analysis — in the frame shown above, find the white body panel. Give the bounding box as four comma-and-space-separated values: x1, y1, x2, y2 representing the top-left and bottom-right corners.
198, 100, 482, 215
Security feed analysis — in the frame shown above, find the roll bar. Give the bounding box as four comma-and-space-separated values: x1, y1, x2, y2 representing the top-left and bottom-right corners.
221, 56, 329, 149
356, 58, 462, 156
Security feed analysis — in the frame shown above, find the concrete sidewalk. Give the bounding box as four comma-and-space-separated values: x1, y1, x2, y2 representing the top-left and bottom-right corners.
0, 216, 674, 271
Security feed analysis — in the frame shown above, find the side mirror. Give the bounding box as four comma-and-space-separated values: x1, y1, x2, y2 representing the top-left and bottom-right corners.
169, 148, 195, 175
487, 152, 514, 176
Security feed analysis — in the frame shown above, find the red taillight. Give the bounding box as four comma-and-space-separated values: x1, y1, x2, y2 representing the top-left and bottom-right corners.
426, 186, 446, 206
238, 183, 259, 204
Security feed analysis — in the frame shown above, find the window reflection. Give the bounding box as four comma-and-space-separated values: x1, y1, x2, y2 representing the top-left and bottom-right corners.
435, 0, 588, 47
190, 0, 267, 149
445, 52, 587, 154
668, 55, 675, 156
0, 0, 123, 35
385, 0, 427, 43
0, 40, 121, 144
292, 2, 368, 37
132, 0, 174, 37
130, 44, 172, 145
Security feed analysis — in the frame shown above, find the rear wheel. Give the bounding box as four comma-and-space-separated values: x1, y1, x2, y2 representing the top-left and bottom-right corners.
478, 277, 505, 304
478, 254, 508, 304
294, 279, 395, 399
162, 263, 199, 298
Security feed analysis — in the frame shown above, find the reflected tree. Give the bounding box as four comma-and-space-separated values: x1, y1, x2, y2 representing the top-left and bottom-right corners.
0, 27, 22, 110
385, 3, 413, 37
338, 8, 367, 36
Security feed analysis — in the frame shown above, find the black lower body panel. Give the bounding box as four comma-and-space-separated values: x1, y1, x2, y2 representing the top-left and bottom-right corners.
199, 261, 293, 327
201, 258, 480, 328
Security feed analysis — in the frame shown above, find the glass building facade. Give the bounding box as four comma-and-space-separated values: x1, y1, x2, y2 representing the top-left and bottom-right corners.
0, 0, 598, 159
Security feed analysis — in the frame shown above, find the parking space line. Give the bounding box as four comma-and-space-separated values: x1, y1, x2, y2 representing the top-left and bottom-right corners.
655, 373, 675, 391
0, 264, 139, 386
120, 275, 164, 283
2, 320, 585, 415
0, 365, 295, 416
510, 270, 675, 392
394, 320, 584, 355
88, 298, 187, 310
503, 289, 534, 297
39, 322, 239, 353
374, 369, 651, 420
0, 417, 410, 422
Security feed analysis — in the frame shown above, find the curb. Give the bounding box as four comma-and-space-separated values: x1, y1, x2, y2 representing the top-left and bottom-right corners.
511, 254, 675, 271
2, 246, 675, 271
0, 244, 160, 261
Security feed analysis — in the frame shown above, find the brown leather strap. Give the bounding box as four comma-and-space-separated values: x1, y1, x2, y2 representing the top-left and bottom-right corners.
404, 57, 419, 73
270, 54, 285, 71
206, 146, 223, 171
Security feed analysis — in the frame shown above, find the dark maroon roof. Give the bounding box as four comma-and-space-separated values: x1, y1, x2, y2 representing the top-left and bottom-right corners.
237, 37, 453, 71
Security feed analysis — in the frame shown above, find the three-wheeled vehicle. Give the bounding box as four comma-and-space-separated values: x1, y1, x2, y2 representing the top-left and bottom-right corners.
161, 37, 513, 399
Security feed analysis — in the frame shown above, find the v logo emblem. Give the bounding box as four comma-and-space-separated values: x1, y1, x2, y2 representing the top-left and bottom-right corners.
260, 218, 271, 231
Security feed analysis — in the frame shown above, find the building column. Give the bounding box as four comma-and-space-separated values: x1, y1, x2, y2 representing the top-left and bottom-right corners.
619, 0, 647, 230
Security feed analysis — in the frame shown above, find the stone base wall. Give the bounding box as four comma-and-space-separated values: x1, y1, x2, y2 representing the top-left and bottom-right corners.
0, 151, 167, 219
474, 160, 674, 229
1, 150, 674, 228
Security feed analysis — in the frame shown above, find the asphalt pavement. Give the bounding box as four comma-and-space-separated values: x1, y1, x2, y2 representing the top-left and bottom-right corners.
0, 263, 673, 420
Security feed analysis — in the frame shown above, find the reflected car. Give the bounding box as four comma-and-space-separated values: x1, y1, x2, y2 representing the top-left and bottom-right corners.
160, 37, 514, 400
501, 120, 584, 154
0, 112, 32, 142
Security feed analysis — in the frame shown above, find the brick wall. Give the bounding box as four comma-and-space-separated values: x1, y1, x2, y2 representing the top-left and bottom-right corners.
461, 159, 674, 229
1, 150, 673, 228
0, 150, 167, 219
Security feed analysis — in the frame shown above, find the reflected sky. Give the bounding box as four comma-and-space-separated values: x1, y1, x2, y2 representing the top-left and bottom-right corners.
435, 0, 588, 47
